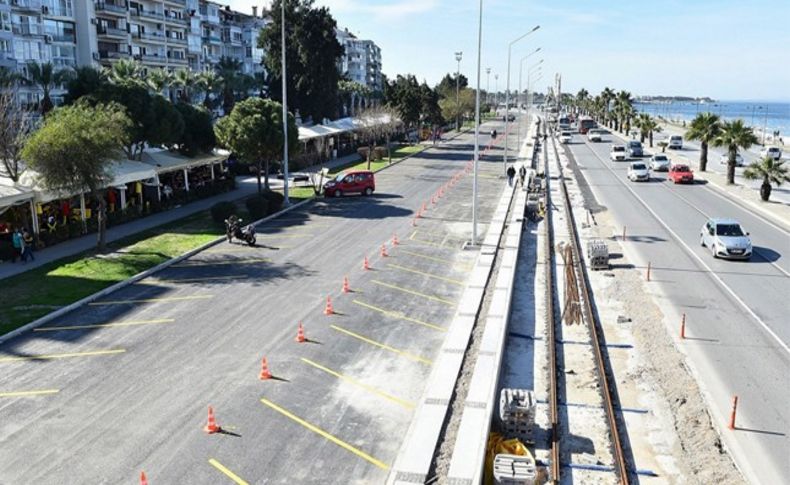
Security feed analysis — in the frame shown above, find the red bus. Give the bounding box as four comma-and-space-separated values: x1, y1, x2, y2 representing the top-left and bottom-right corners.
578, 116, 596, 134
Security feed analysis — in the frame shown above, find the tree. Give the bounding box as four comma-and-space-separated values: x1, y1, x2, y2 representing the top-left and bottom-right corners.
260, 0, 344, 123
0, 89, 32, 182
436, 73, 468, 99
146, 68, 173, 95
743, 156, 790, 202
106, 59, 144, 86
21, 103, 131, 250
215, 56, 243, 114
685, 112, 722, 172
64, 66, 107, 104
26, 61, 70, 114
0, 67, 22, 88
197, 70, 223, 110
614, 90, 633, 132
175, 103, 216, 157
712, 119, 758, 184
148, 95, 184, 149
600, 87, 615, 127
385, 74, 422, 136
215, 97, 298, 194
173, 69, 199, 103
439, 88, 476, 128
420, 82, 444, 126
634, 113, 661, 147
356, 106, 401, 168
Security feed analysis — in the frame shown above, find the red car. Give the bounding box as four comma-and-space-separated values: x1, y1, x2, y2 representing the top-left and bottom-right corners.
668, 164, 694, 184
323, 170, 376, 197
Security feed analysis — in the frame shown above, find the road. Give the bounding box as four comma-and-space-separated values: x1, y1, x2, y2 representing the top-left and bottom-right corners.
0, 125, 510, 484
561, 131, 790, 483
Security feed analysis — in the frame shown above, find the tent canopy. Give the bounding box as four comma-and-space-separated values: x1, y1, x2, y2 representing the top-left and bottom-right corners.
0, 176, 34, 208
141, 149, 225, 174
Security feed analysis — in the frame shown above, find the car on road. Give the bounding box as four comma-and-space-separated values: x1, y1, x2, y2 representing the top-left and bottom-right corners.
323, 170, 375, 197
700, 218, 752, 260
627, 140, 644, 158
587, 129, 604, 142
668, 164, 694, 183
276, 172, 310, 183
560, 131, 573, 144
558, 117, 571, 130
667, 135, 683, 149
649, 153, 671, 171
503, 114, 516, 122
719, 152, 745, 167
628, 162, 650, 182
760, 146, 782, 160
610, 145, 627, 161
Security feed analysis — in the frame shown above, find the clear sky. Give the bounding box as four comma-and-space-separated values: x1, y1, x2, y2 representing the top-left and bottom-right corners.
226, 0, 789, 101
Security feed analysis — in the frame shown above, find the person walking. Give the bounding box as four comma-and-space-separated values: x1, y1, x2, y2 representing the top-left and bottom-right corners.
506, 165, 516, 187
21, 229, 35, 263
11, 227, 22, 263
519, 165, 527, 187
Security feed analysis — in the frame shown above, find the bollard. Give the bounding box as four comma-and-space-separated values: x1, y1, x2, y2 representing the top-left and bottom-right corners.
622, 226, 627, 241
680, 313, 686, 339
728, 395, 738, 430
647, 262, 652, 282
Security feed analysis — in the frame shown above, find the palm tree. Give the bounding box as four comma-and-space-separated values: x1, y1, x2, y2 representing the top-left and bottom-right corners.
146, 68, 173, 95
215, 56, 243, 114
712, 119, 759, 184
197, 70, 223, 109
634, 113, 661, 147
744, 156, 790, 201
685, 112, 722, 172
173, 69, 198, 103
107, 59, 143, 86
601, 87, 615, 127
26, 61, 71, 114
575, 88, 589, 115
0, 67, 22, 88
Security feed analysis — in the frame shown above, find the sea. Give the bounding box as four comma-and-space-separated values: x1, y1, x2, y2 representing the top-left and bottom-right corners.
633, 100, 790, 138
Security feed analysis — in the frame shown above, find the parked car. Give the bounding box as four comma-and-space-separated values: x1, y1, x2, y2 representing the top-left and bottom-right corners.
649, 154, 671, 171
626, 140, 644, 158
628, 162, 650, 182
667, 135, 683, 149
559, 131, 573, 144
587, 129, 604, 142
610, 145, 627, 161
668, 164, 694, 184
700, 218, 752, 260
719, 152, 745, 167
323, 170, 375, 197
760, 146, 782, 160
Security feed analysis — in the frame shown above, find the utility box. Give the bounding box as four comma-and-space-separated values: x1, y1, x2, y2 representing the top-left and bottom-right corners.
499, 389, 536, 441
493, 453, 538, 485
586, 239, 609, 270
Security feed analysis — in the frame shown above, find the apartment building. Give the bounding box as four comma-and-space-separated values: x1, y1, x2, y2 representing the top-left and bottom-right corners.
336, 27, 382, 91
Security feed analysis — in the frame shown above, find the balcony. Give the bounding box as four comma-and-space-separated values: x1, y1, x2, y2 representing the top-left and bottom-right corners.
132, 9, 165, 21
12, 23, 43, 36
164, 15, 188, 26
167, 36, 187, 45
202, 35, 221, 44
167, 55, 188, 64
140, 54, 168, 65
163, 0, 186, 5
132, 31, 166, 44
95, 2, 128, 16
10, 0, 42, 12
99, 50, 131, 60
97, 26, 128, 39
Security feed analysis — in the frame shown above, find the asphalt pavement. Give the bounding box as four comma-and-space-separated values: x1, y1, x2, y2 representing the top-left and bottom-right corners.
560, 132, 790, 484
0, 124, 511, 484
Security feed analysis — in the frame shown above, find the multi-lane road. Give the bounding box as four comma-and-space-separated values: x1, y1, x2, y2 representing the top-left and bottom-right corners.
561, 130, 790, 483
0, 125, 509, 484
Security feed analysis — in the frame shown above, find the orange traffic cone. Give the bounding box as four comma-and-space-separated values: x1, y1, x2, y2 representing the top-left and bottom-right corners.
421, 202, 427, 213
431, 195, 437, 205
296, 322, 306, 343
380, 244, 388, 257
392, 234, 399, 246
363, 256, 370, 270
140, 471, 149, 485
342, 276, 351, 293
259, 357, 272, 380
324, 296, 334, 315
204, 406, 220, 433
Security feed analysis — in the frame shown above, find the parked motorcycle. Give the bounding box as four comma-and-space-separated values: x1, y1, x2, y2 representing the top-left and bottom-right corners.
224, 216, 257, 246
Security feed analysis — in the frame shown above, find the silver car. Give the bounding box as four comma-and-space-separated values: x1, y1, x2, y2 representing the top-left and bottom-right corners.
700, 218, 752, 260
650, 154, 671, 171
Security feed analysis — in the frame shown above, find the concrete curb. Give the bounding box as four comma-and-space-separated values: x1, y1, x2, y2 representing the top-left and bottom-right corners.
0, 198, 313, 345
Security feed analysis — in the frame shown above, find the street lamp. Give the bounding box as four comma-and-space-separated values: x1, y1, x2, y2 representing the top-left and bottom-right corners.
494, 73, 499, 106
504, 24, 540, 172
281, 0, 290, 205
486, 67, 491, 105
516, 48, 540, 149
455, 51, 463, 132
472, 0, 482, 246
762, 106, 769, 145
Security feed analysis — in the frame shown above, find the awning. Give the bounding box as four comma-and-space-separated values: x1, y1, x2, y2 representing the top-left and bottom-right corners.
0, 176, 34, 208
141, 149, 225, 174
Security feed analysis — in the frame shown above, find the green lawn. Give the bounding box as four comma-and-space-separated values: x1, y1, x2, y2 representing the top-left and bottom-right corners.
0, 209, 229, 336
328, 144, 426, 176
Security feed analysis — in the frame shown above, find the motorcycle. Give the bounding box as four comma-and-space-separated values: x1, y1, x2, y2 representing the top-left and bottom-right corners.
224, 216, 257, 246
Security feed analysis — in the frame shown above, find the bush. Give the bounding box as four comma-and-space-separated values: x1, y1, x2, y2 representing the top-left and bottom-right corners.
245, 196, 269, 220
262, 190, 285, 214
374, 146, 386, 160
210, 201, 236, 225
357, 147, 369, 160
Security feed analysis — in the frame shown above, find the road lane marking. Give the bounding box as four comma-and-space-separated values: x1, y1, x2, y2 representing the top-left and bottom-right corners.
300, 358, 415, 409
259, 397, 389, 470
0, 389, 60, 398
398, 249, 472, 270
330, 325, 432, 365
352, 299, 445, 332
172, 258, 271, 267
0, 349, 126, 363
208, 459, 249, 485
154, 275, 249, 283
34, 319, 174, 332
89, 295, 213, 306
371, 280, 455, 306
386, 263, 465, 286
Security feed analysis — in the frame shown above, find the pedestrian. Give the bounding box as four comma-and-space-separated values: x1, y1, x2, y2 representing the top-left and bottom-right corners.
21, 229, 35, 262
506, 165, 516, 187
11, 227, 22, 263
492, 129, 498, 139
519, 165, 527, 186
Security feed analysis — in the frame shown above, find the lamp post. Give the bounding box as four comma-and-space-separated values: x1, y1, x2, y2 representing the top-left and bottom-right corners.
762, 106, 769, 145
494, 74, 499, 106
516, 49, 540, 150
281, 0, 290, 205
472, 0, 482, 246
504, 25, 540, 173
486, 67, 491, 105
455, 51, 463, 132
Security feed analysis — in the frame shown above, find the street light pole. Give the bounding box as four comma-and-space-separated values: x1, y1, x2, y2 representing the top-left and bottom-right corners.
486, 67, 491, 105
472, 0, 483, 246
517, 49, 540, 151
455, 51, 463, 132
504, 25, 540, 173
762, 106, 769, 145
494, 74, 499, 106
281, 0, 290, 206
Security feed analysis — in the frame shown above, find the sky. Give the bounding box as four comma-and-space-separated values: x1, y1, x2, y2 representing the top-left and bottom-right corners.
225, 0, 790, 101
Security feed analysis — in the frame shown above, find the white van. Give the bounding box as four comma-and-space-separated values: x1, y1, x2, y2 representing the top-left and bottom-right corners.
668, 135, 683, 149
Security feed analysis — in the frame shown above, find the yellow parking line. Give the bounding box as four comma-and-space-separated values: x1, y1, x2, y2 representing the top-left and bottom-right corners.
301, 358, 415, 409
34, 319, 174, 332
352, 299, 445, 332
0, 389, 60, 398
172, 258, 271, 267
330, 325, 432, 365
398, 249, 469, 268
371, 280, 455, 306
208, 458, 249, 485
89, 295, 213, 306
260, 397, 389, 470
156, 275, 248, 283
386, 263, 465, 286
408, 237, 445, 248
0, 348, 126, 363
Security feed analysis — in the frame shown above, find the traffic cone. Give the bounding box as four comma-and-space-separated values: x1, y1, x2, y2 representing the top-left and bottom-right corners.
342, 276, 351, 293
416, 208, 422, 219
140, 472, 148, 485
380, 244, 388, 257
296, 322, 306, 343
411, 217, 417, 227
259, 357, 272, 380
324, 296, 334, 315
421, 202, 427, 213
392, 234, 399, 246
431, 195, 437, 205
204, 406, 220, 433
363, 256, 370, 270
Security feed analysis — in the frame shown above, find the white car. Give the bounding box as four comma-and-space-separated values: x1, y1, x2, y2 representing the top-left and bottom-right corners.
760, 146, 782, 160
719, 152, 745, 167
649, 153, 671, 171
610, 145, 627, 161
700, 218, 752, 260
628, 162, 650, 181
559, 131, 573, 144
587, 129, 603, 142
667, 135, 683, 149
